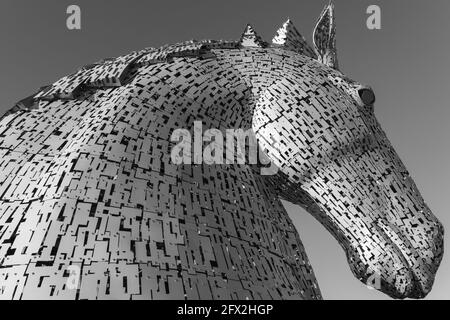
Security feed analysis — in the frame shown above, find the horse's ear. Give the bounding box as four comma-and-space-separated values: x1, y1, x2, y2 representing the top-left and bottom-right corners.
313, 1, 339, 70
272, 19, 317, 58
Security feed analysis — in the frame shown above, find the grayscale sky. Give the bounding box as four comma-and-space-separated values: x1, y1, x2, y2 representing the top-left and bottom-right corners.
0, 0, 449, 300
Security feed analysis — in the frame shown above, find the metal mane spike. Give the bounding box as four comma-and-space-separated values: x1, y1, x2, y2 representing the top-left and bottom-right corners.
240, 24, 266, 48
272, 19, 317, 59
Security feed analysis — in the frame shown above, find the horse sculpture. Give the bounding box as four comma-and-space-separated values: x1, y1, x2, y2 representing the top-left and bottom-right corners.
0, 2, 444, 300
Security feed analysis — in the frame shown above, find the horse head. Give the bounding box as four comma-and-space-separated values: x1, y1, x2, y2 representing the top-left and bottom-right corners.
253, 2, 444, 299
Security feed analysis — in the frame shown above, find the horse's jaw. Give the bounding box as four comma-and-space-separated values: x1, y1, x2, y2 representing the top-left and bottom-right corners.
295, 159, 445, 299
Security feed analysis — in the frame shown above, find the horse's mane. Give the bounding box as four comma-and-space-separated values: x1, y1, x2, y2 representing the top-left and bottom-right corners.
2, 26, 318, 121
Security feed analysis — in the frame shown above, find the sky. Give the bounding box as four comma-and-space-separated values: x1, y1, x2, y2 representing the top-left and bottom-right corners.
0, 0, 449, 299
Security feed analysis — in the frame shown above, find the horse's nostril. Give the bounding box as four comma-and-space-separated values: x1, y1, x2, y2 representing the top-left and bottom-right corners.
358, 88, 376, 106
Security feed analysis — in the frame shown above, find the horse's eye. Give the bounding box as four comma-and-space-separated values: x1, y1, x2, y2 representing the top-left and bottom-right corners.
358, 88, 376, 106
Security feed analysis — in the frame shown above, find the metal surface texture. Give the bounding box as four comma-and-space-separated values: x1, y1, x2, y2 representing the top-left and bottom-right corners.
0, 2, 444, 300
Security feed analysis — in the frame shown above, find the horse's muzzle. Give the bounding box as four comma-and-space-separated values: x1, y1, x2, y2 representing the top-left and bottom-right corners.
352, 217, 444, 299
